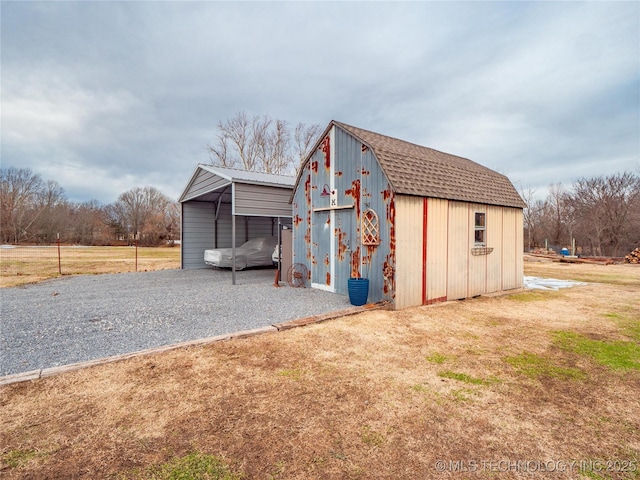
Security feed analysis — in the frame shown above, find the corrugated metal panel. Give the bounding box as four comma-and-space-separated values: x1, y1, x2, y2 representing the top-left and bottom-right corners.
181, 201, 216, 269
426, 197, 448, 302
292, 165, 312, 281
447, 201, 470, 300
485, 205, 504, 293
310, 131, 334, 289
181, 169, 231, 202
394, 195, 423, 310
360, 138, 395, 303
468, 203, 487, 297
292, 125, 395, 301
234, 183, 293, 217
331, 127, 359, 294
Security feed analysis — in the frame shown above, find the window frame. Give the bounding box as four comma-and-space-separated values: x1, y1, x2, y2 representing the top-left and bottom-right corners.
474, 212, 486, 246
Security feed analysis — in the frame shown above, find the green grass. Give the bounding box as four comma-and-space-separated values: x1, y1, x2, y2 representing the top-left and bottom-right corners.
121, 452, 242, 480
553, 331, 640, 371
425, 352, 449, 364
504, 351, 586, 380
277, 368, 304, 380
437, 370, 498, 385
507, 290, 562, 302
1, 448, 40, 469
361, 425, 385, 447
604, 310, 640, 342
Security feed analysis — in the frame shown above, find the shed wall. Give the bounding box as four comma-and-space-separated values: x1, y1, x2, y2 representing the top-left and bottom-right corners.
182, 201, 215, 269
234, 183, 293, 217
425, 198, 448, 302
292, 125, 395, 302
394, 195, 423, 309
394, 196, 523, 309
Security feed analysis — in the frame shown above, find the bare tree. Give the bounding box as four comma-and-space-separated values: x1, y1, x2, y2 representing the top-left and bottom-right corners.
519, 186, 542, 251
542, 183, 571, 248
109, 186, 175, 246
294, 122, 322, 166
208, 112, 320, 175
0, 167, 44, 243
569, 172, 640, 256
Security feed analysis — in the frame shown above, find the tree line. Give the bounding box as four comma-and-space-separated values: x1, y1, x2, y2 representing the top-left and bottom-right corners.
0, 167, 179, 246
522, 172, 640, 257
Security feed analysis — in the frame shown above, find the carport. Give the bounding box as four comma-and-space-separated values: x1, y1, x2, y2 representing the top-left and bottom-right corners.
179, 164, 295, 284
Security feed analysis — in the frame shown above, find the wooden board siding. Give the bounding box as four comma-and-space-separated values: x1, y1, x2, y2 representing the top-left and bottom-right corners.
394, 195, 423, 310
425, 198, 448, 302
486, 205, 504, 293
393, 197, 523, 308
446, 201, 469, 300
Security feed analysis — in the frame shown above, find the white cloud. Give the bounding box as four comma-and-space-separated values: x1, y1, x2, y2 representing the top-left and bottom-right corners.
1, 1, 637, 204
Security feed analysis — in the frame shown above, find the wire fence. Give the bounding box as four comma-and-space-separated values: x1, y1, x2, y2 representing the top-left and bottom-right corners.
0, 243, 180, 287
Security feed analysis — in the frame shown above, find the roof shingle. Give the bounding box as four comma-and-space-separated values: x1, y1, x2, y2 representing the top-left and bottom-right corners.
333, 121, 525, 209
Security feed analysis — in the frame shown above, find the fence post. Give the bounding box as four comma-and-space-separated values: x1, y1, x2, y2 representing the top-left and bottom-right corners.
135, 240, 138, 272
57, 233, 62, 275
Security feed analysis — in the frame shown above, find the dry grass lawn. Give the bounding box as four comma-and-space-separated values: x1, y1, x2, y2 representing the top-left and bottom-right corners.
0, 246, 181, 288
1, 261, 639, 479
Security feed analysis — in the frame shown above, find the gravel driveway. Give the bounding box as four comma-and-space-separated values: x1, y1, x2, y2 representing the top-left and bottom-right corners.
0, 268, 351, 376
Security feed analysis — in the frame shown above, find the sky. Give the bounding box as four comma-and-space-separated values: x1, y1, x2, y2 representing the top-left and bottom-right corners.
2, 1, 639, 205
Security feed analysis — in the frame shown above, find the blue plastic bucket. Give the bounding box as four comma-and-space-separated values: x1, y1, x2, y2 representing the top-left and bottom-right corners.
348, 278, 369, 306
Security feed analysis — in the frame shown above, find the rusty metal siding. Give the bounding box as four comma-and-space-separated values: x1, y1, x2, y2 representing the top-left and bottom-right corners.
234, 183, 293, 217
181, 169, 230, 202
361, 142, 395, 303
394, 195, 423, 309
292, 125, 395, 301
425, 197, 448, 302
331, 125, 394, 302
292, 164, 312, 281
310, 130, 334, 289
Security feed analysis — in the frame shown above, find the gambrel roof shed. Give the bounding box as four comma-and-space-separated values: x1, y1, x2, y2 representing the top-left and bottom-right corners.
291, 121, 525, 310
321, 121, 525, 208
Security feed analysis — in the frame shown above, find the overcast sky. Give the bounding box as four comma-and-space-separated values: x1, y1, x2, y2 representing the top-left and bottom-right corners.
2, 1, 638, 204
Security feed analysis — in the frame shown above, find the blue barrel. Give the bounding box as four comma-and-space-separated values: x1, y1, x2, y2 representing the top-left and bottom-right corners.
348, 278, 369, 306
560, 248, 570, 256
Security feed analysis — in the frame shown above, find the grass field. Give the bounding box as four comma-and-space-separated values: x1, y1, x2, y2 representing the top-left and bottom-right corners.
1, 261, 639, 479
0, 246, 181, 288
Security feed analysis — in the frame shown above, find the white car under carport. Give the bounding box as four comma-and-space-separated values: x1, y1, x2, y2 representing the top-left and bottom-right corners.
204, 236, 278, 270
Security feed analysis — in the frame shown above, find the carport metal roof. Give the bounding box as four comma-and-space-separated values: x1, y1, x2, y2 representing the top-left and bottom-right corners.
179, 164, 295, 217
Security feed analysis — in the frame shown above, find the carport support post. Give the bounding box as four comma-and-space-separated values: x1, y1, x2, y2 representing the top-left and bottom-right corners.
232, 213, 236, 285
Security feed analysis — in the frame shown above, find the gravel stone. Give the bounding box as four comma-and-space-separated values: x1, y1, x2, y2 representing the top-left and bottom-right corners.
0, 268, 351, 376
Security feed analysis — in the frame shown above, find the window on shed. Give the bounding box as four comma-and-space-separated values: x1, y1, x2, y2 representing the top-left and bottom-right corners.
362, 209, 380, 245
474, 212, 486, 245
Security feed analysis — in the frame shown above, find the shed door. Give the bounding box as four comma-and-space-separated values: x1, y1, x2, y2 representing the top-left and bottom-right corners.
311, 211, 333, 291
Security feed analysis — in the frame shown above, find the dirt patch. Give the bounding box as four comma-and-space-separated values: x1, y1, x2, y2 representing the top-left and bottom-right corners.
1, 263, 639, 479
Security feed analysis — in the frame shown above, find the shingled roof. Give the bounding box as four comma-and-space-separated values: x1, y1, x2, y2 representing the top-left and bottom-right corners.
324, 121, 525, 209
